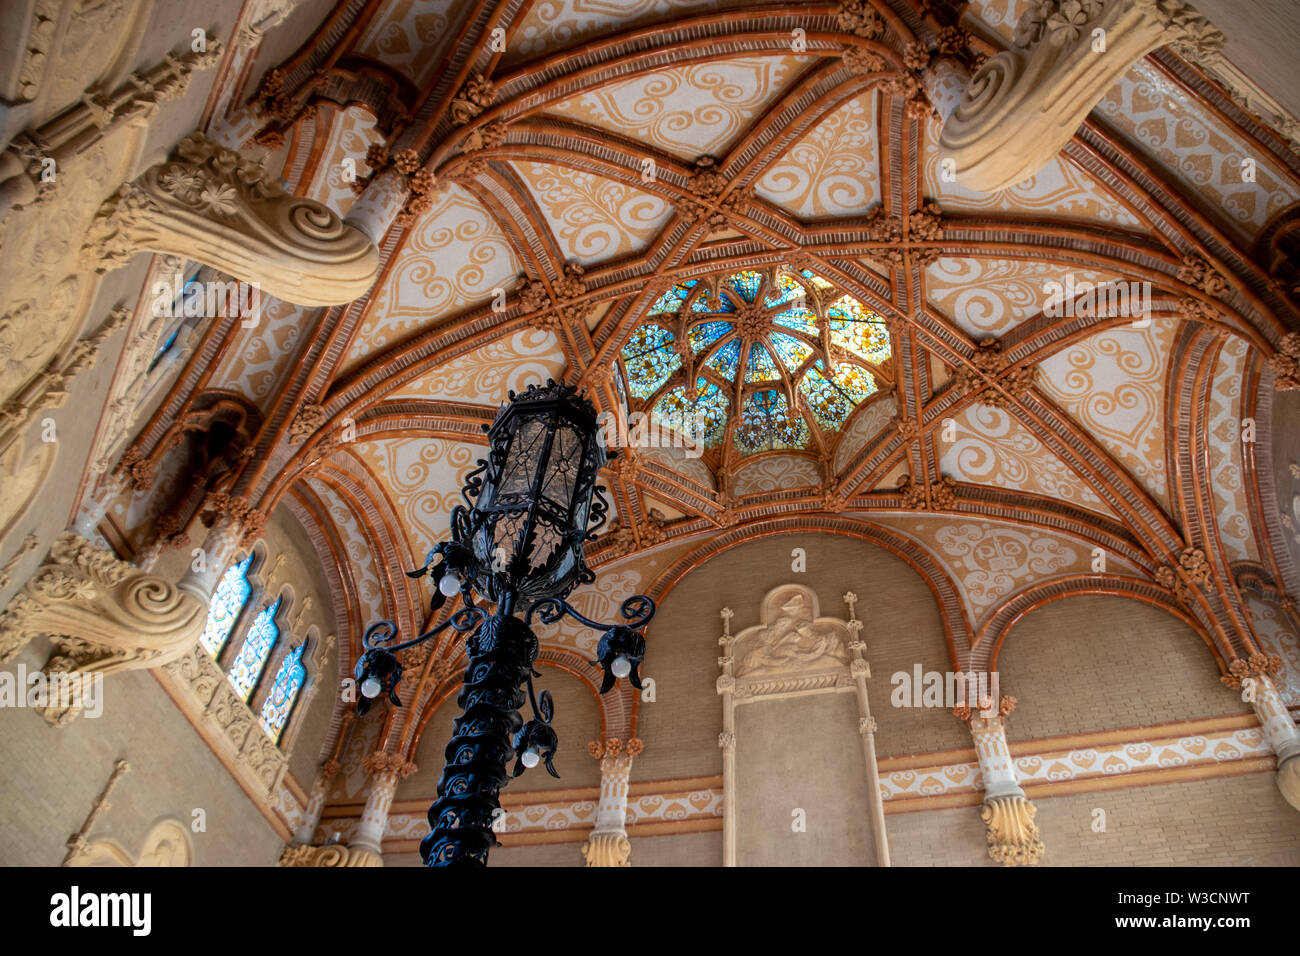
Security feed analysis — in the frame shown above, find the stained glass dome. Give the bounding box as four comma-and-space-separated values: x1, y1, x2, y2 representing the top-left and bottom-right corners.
618, 265, 891, 458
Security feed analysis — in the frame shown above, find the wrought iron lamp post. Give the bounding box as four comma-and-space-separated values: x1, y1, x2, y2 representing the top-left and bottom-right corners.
351, 381, 655, 867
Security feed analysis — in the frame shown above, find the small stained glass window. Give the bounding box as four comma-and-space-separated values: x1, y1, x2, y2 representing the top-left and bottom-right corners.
652, 378, 729, 446
650, 280, 697, 314
200, 552, 254, 658
229, 595, 283, 701
744, 344, 780, 383
259, 643, 306, 743
736, 390, 809, 453
620, 324, 682, 398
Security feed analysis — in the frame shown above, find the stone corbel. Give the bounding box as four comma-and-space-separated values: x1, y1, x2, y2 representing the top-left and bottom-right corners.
80, 133, 379, 307
940, 0, 1224, 193
0, 533, 207, 725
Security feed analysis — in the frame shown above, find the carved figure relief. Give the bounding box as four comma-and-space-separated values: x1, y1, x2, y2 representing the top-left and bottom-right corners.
734, 587, 850, 678
0, 439, 56, 543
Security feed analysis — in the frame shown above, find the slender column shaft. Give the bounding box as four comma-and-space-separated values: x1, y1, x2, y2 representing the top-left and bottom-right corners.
294, 772, 331, 844
71, 470, 130, 540
844, 592, 890, 866
717, 608, 737, 867
343, 168, 408, 245
351, 770, 398, 861
176, 515, 247, 602
1248, 674, 1300, 810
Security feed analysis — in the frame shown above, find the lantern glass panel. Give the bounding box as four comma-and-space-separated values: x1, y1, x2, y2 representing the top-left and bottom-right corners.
497, 417, 548, 504
540, 422, 584, 513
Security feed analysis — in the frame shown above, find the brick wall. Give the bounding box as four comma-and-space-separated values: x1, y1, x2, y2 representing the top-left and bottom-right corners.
996, 594, 1250, 741
0, 640, 283, 865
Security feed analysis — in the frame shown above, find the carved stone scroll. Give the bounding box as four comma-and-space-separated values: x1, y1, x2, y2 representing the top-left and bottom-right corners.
81, 133, 379, 307
0, 532, 206, 686
940, 0, 1224, 193
278, 843, 382, 867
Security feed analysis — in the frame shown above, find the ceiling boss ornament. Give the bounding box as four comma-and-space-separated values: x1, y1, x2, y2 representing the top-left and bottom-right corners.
350, 381, 655, 867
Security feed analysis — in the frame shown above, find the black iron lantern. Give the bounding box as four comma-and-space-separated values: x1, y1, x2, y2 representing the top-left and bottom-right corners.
351, 380, 655, 868
458, 381, 610, 608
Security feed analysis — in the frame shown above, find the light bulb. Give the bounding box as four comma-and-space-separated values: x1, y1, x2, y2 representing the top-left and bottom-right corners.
521, 748, 540, 769
611, 655, 632, 679
361, 677, 382, 698
438, 572, 460, 597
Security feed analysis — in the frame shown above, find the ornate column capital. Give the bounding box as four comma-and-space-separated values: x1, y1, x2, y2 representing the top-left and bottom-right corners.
980, 794, 1045, 866
581, 831, 632, 867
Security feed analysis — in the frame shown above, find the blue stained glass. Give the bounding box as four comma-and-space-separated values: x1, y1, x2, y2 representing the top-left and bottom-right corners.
800, 268, 835, 290
229, 596, 282, 701
148, 325, 182, 373
771, 332, 813, 373
689, 321, 733, 353
621, 324, 681, 398
765, 272, 808, 308
800, 362, 877, 430
652, 378, 729, 447
744, 344, 779, 383
620, 265, 892, 459
650, 280, 697, 314
705, 339, 741, 380
727, 271, 763, 302
201, 552, 254, 657
736, 390, 809, 453
259, 643, 305, 743
773, 308, 819, 335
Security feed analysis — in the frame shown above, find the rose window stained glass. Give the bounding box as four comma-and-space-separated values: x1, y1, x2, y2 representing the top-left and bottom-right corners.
259, 643, 305, 743
201, 552, 254, 657
228, 595, 283, 701
619, 265, 891, 458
